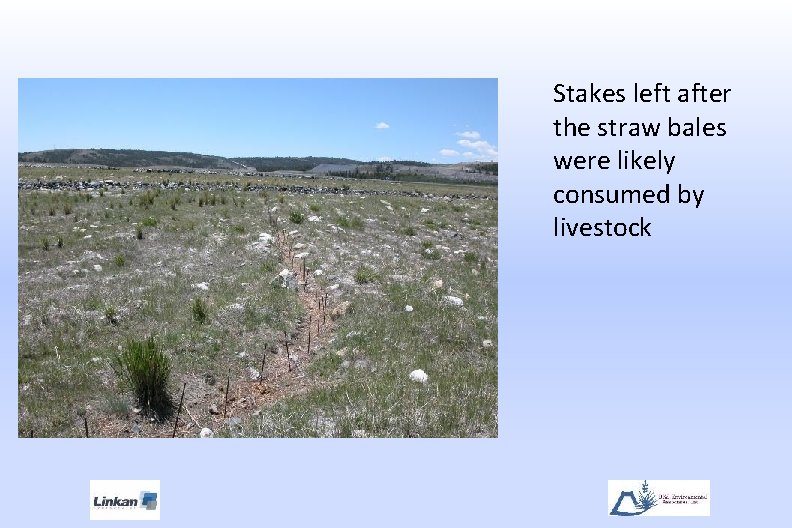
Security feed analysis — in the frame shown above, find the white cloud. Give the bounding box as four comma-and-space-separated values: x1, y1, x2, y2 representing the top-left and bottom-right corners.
462, 151, 475, 158
456, 130, 481, 139
440, 148, 460, 157
457, 139, 498, 160
375, 122, 390, 129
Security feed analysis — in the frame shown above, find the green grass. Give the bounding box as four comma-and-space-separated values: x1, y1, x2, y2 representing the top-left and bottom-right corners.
112, 337, 173, 417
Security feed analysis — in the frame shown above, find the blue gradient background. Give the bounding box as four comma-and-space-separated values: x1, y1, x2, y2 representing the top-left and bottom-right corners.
2, 2, 790, 527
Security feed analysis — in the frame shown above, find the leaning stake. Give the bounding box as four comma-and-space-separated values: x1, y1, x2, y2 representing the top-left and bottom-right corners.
172, 382, 187, 438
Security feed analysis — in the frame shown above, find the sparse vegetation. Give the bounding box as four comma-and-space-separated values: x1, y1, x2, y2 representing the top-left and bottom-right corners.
192, 297, 208, 325
354, 265, 377, 284
289, 211, 305, 224
18, 165, 496, 438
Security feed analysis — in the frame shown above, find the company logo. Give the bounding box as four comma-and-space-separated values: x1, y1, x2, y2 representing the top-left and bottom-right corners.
90, 480, 160, 521
610, 480, 657, 516
93, 491, 157, 510
608, 480, 710, 517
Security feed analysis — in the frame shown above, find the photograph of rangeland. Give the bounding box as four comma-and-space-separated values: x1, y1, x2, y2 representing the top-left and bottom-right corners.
18, 79, 497, 438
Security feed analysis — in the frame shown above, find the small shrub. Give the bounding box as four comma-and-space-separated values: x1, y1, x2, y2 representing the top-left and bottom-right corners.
48, 206, 55, 216
56, 236, 63, 249
136, 226, 143, 240
41, 238, 49, 251
63, 203, 72, 215
309, 204, 321, 213
278, 195, 285, 204
142, 216, 158, 227
463, 251, 478, 263
105, 306, 118, 325
402, 226, 416, 236
99, 189, 104, 197
192, 297, 208, 324
231, 224, 245, 234
421, 240, 434, 249
113, 337, 172, 416
115, 254, 125, 267
354, 265, 377, 284
289, 211, 305, 224
337, 215, 364, 230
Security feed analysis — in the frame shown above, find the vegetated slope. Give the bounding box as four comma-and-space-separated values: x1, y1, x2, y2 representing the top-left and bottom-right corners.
19, 149, 497, 183
18, 149, 237, 169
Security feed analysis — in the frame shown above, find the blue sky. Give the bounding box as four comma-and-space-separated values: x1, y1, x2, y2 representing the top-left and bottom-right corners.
19, 79, 497, 163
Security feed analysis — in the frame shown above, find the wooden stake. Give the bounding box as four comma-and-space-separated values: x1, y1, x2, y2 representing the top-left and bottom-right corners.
308, 328, 311, 355
172, 381, 187, 438
83, 415, 89, 438
223, 368, 231, 418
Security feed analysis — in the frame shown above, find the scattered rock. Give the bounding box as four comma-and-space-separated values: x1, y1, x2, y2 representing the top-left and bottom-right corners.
273, 269, 297, 289
209, 404, 220, 415
293, 242, 305, 249
482, 340, 494, 348
288, 229, 299, 236
421, 208, 430, 213
199, 427, 214, 438
340, 360, 351, 369
443, 295, 464, 307
225, 416, 242, 427
353, 359, 370, 370
132, 407, 142, 414
308, 215, 321, 222
335, 347, 348, 357
314, 269, 324, 276
192, 282, 209, 291
409, 369, 429, 383
93, 264, 103, 272
432, 279, 444, 289
405, 305, 414, 312
294, 251, 309, 259
331, 301, 351, 320
131, 423, 142, 434
246, 367, 261, 381
258, 232, 274, 245
328, 284, 340, 291
352, 429, 368, 438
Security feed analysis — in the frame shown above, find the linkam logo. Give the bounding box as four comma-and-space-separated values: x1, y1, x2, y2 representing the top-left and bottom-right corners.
93, 491, 158, 510
610, 480, 657, 516
94, 496, 138, 508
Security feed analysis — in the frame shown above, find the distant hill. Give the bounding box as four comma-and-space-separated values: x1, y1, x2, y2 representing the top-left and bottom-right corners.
19, 148, 497, 183
18, 149, 237, 169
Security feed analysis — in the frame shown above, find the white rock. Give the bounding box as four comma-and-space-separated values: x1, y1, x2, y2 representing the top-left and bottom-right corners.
405, 305, 414, 312
270, 206, 279, 212
308, 215, 320, 222
443, 295, 464, 307
288, 229, 299, 236
295, 252, 309, 259
93, 264, 103, 272
192, 282, 209, 290
199, 428, 214, 438
83, 235, 92, 239
421, 208, 429, 213
432, 279, 444, 289
278, 269, 292, 278
314, 269, 324, 276
409, 369, 429, 383
246, 367, 260, 381
328, 284, 339, 290
482, 340, 493, 348
258, 233, 274, 245
293, 243, 305, 249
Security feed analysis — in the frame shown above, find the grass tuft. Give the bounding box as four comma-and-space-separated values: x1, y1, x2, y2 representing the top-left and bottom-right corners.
113, 337, 172, 417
